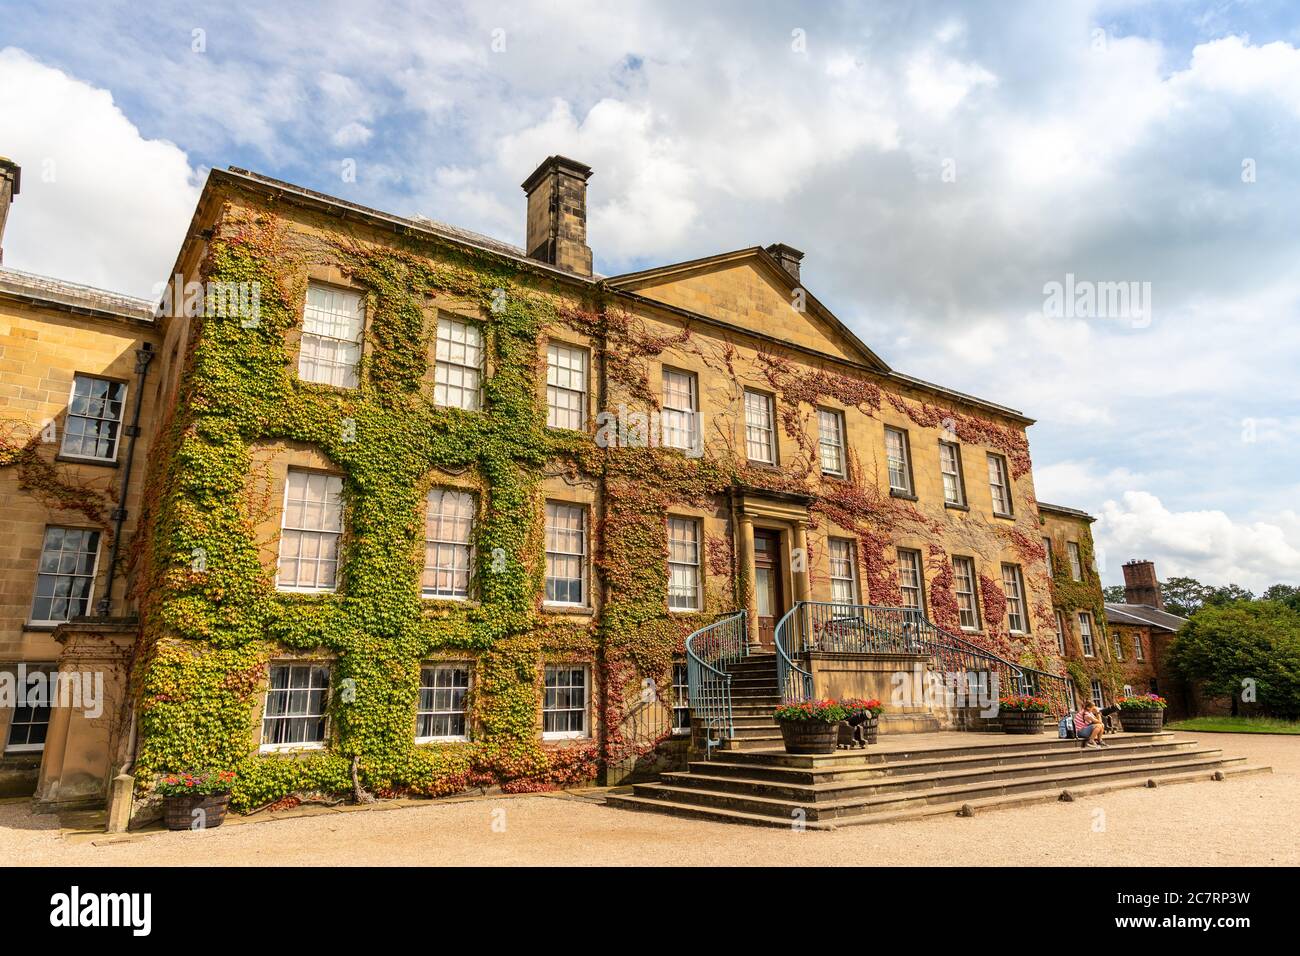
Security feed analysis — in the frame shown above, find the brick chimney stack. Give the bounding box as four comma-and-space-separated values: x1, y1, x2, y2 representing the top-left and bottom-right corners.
765, 243, 804, 284
0, 158, 20, 265
1123, 559, 1164, 609
521, 155, 593, 277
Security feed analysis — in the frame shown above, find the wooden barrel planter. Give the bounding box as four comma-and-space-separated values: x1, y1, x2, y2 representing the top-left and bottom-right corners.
999, 710, 1046, 735
164, 792, 232, 831
779, 721, 841, 754
1118, 709, 1164, 733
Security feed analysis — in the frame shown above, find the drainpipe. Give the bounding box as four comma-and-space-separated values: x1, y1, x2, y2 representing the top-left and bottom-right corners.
95, 341, 154, 618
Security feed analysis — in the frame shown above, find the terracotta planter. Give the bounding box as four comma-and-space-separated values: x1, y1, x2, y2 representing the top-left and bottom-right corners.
999, 709, 1047, 735
163, 792, 231, 831
779, 720, 841, 754
1118, 709, 1164, 733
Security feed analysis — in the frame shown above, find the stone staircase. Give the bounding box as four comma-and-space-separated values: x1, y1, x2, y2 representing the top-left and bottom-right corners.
613, 707, 1270, 829
710, 653, 784, 751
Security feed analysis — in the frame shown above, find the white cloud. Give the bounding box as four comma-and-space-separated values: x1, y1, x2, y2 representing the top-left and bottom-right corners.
0, 47, 199, 295
331, 122, 373, 148
1096, 491, 1300, 591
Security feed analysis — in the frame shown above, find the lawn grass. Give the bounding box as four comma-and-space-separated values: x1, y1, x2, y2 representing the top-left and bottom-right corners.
1167, 715, 1300, 735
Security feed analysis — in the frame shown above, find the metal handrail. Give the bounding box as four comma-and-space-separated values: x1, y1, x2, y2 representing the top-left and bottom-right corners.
773, 605, 814, 702
684, 611, 748, 750
775, 601, 1073, 715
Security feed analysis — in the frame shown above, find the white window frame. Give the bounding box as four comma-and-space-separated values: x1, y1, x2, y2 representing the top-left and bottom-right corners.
939, 440, 965, 506
661, 367, 699, 451
434, 315, 485, 411
897, 548, 926, 613
1001, 563, 1028, 634
952, 556, 980, 631
829, 538, 859, 607
1054, 610, 1067, 655
546, 342, 587, 431
30, 527, 102, 626
544, 502, 587, 607
987, 453, 1013, 516
1043, 537, 1054, 575
1123, 683, 1133, 697
4, 663, 55, 753
416, 663, 472, 743
1067, 542, 1084, 581
260, 662, 331, 752
667, 516, 702, 612
671, 662, 691, 736
818, 408, 846, 477
885, 427, 913, 495
276, 470, 344, 593
1079, 611, 1096, 657
1134, 633, 1145, 661
60, 374, 128, 463
422, 489, 475, 600
542, 664, 589, 740
743, 389, 776, 464
298, 283, 365, 388
1112, 630, 1124, 660
1090, 679, 1104, 707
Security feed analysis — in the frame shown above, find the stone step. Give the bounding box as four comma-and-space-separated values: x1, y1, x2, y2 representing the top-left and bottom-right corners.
663, 746, 1224, 803
605, 763, 1271, 830
689, 738, 1192, 783
627, 754, 1250, 822
712, 732, 1178, 768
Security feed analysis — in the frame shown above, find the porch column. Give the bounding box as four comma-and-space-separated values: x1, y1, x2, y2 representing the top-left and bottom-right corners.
792, 519, 811, 605
738, 512, 761, 648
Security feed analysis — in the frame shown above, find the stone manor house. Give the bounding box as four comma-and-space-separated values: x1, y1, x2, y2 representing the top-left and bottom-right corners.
0, 152, 1178, 820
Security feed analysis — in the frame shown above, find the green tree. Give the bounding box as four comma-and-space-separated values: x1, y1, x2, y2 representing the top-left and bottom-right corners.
1261, 584, 1300, 612
1102, 584, 1126, 603
1169, 601, 1300, 718
1202, 583, 1256, 607
1159, 576, 1208, 617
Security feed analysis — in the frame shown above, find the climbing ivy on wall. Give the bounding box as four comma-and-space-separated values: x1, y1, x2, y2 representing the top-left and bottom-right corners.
130, 201, 741, 810
127, 193, 1066, 812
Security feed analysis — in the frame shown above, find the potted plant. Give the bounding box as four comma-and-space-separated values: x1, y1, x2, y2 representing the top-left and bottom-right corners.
773, 699, 848, 754
157, 770, 236, 831
998, 695, 1049, 734
1117, 693, 1167, 732
839, 698, 884, 746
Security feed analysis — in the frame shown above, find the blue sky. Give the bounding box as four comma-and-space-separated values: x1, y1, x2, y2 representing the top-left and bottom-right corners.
2, 0, 1298, 590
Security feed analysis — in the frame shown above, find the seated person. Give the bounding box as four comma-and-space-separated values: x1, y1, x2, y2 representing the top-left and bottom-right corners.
1073, 703, 1100, 747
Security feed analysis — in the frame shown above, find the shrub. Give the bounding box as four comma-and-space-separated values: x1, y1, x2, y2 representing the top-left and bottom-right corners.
773, 699, 848, 723
155, 770, 236, 797
1117, 693, 1167, 710
998, 695, 1049, 713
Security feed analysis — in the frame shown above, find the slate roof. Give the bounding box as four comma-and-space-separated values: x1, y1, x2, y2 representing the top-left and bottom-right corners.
1104, 602, 1189, 632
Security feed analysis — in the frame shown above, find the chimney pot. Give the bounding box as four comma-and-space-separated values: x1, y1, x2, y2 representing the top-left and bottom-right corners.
521, 155, 593, 277
765, 243, 804, 284
0, 157, 21, 266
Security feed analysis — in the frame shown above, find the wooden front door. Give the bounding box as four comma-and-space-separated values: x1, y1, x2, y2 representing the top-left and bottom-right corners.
753, 529, 785, 647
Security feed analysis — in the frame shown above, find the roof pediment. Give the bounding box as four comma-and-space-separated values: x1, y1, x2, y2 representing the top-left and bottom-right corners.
606, 247, 890, 372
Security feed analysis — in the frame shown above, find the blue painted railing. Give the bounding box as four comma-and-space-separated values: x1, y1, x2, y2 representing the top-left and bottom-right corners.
684, 611, 748, 754
773, 605, 814, 702
773, 601, 1072, 715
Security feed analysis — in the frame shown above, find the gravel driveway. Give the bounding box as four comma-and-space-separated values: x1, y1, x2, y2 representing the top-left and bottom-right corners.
4, 732, 1293, 866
